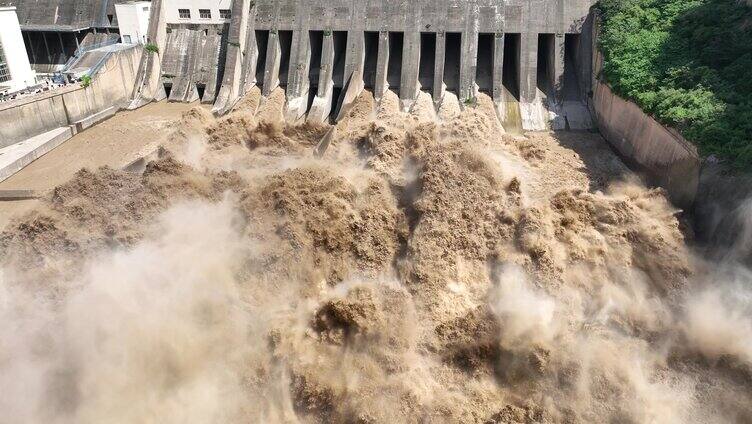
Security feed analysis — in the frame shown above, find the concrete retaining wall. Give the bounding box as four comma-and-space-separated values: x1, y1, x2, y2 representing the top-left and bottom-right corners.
591, 82, 700, 208
0, 45, 142, 147
588, 16, 700, 208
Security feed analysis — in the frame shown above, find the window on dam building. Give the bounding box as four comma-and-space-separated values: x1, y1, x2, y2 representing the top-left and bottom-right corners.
0, 40, 10, 83
199, 9, 211, 19
220, 9, 231, 19
178, 9, 190, 19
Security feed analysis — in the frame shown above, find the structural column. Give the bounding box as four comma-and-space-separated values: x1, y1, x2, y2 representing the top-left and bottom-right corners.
492, 32, 505, 105
333, 0, 367, 120
459, 3, 479, 103
24, 32, 36, 64
519, 31, 548, 130
128, 0, 168, 107
399, 31, 420, 110
398, 0, 421, 111
374, 31, 389, 100
57, 33, 65, 56
42, 32, 51, 63
284, 2, 312, 121
552, 33, 565, 103
262, 30, 282, 96
212, 0, 251, 114
519, 31, 538, 104
343, 31, 364, 88
241, 29, 258, 91
307, 32, 335, 123
432, 31, 446, 104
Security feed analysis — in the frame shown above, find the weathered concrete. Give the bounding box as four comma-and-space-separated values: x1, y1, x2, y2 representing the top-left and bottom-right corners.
585, 14, 699, 207
374, 32, 389, 100
159, 25, 225, 103
129, 0, 167, 108
1, 45, 141, 146
0, 0, 124, 30
0, 126, 73, 182
206, 0, 596, 127
592, 81, 700, 208
282, 2, 312, 122
432, 31, 446, 105
212, 0, 251, 114
261, 30, 282, 96
72, 105, 117, 132
307, 32, 335, 123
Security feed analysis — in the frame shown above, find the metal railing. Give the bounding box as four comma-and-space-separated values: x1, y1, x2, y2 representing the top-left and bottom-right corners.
60, 36, 120, 73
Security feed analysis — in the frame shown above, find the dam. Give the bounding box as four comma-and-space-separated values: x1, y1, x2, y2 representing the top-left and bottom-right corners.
3, 1, 752, 422
0, 0, 597, 130
135, 0, 597, 130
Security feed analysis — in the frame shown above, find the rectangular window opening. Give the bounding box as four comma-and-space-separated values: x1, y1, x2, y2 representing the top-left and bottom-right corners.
444, 32, 461, 93
563, 34, 582, 101
502, 33, 520, 100
219, 9, 231, 19
387, 32, 403, 90
330, 31, 349, 119
178, 9, 190, 19
419, 32, 436, 93
254, 30, 270, 88
278, 30, 293, 86
199, 9, 211, 19
537, 33, 555, 97
363, 31, 379, 89
476, 33, 494, 94
308, 30, 323, 91
331, 31, 347, 88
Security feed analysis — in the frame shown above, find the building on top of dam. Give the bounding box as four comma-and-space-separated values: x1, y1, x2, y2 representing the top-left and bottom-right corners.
134, 0, 598, 130
115, 1, 151, 45
0, 0, 126, 73
0, 6, 36, 93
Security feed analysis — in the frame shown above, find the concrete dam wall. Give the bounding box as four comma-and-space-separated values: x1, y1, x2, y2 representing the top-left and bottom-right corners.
148, 0, 597, 130
161, 25, 227, 103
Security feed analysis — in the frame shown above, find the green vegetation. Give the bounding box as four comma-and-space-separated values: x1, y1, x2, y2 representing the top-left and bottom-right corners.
144, 43, 159, 54
598, 0, 752, 167
80, 74, 92, 88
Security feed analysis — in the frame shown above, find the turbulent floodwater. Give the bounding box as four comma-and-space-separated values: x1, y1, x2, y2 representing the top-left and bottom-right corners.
1, 88, 751, 423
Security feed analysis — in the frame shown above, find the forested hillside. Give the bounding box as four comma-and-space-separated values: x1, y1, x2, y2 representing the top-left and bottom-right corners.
598, 0, 752, 167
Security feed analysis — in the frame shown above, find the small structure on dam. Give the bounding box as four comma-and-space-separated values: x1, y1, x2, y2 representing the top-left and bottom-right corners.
0, 0, 125, 74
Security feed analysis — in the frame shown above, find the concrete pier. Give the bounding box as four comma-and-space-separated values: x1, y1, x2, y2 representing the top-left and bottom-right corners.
126, 0, 598, 129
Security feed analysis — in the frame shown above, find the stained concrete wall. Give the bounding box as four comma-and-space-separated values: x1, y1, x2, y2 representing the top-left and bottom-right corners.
588, 16, 700, 208
0, 0, 126, 30
0, 44, 141, 146
161, 25, 226, 103
208, 0, 596, 127
129, 0, 168, 107
591, 82, 700, 208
